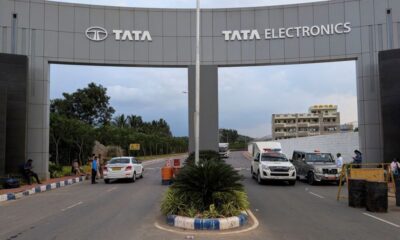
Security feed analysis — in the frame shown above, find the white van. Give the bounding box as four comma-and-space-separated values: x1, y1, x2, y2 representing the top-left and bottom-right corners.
218, 143, 230, 158
250, 141, 296, 185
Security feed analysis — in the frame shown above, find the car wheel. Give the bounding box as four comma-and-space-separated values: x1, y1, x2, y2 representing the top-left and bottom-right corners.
307, 172, 315, 185
140, 171, 143, 179
104, 179, 110, 184
288, 180, 296, 186
131, 172, 136, 183
257, 171, 263, 185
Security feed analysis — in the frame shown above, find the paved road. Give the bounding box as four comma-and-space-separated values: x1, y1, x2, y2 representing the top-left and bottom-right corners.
1, 152, 400, 240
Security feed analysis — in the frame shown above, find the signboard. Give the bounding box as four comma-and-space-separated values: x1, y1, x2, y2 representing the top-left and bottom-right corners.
350, 168, 385, 182
85, 26, 152, 42
129, 144, 140, 151
222, 22, 351, 41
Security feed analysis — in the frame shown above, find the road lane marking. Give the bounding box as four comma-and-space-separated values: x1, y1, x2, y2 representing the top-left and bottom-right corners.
106, 187, 118, 192
363, 213, 400, 228
309, 192, 325, 199
61, 201, 83, 211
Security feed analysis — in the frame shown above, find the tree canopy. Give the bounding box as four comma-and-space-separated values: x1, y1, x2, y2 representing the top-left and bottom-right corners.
49, 83, 188, 166
50, 83, 115, 126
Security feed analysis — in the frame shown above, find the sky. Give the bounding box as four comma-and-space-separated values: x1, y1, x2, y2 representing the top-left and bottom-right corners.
50, 0, 357, 138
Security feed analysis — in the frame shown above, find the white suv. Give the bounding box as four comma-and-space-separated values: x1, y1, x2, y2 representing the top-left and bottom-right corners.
104, 157, 144, 183
251, 152, 296, 185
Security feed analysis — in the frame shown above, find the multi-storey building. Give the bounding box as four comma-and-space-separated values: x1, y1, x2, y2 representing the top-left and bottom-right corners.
272, 105, 340, 140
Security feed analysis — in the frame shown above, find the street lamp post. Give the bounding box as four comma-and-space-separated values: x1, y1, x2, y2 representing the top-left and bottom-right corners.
195, 0, 201, 166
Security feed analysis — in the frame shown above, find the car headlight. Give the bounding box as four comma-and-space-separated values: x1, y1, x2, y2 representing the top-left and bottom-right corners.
289, 166, 295, 171
315, 168, 322, 173
262, 165, 269, 171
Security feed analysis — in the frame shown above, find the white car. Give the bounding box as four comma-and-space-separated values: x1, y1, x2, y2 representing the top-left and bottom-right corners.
103, 157, 144, 183
251, 151, 296, 185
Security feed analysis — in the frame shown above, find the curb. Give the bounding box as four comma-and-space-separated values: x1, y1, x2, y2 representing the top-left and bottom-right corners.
0, 176, 87, 203
166, 211, 248, 230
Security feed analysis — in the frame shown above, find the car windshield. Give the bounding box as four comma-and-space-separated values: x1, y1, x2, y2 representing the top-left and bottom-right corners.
219, 147, 228, 152
305, 153, 333, 162
109, 158, 130, 164
261, 154, 288, 162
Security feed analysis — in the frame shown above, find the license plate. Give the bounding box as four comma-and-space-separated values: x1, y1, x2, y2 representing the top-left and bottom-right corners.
327, 176, 336, 180
111, 167, 122, 171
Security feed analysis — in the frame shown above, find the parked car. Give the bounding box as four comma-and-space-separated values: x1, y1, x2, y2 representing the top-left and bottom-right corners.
251, 148, 296, 185
291, 150, 341, 185
103, 157, 144, 184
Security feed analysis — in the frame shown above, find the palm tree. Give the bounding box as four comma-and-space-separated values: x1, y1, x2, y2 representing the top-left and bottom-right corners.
127, 115, 143, 131
113, 114, 127, 128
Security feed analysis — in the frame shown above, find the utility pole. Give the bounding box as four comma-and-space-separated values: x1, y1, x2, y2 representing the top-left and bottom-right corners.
195, 0, 201, 166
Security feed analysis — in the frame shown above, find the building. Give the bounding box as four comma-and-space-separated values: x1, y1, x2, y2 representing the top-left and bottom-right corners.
272, 105, 340, 140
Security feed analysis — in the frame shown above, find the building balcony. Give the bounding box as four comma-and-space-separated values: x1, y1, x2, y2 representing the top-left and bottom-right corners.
298, 131, 309, 137
274, 123, 285, 128
297, 123, 309, 128
274, 132, 285, 137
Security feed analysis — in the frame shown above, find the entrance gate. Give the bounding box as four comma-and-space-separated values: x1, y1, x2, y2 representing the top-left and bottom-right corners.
0, 0, 398, 178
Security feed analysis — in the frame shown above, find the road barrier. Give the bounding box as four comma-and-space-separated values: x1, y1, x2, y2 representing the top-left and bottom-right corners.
337, 163, 395, 213
161, 166, 173, 185
366, 181, 388, 212
348, 179, 366, 208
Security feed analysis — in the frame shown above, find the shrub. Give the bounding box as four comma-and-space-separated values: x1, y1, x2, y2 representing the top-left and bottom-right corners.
49, 162, 63, 178
184, 150, 222, 166
161, 151, 249, 218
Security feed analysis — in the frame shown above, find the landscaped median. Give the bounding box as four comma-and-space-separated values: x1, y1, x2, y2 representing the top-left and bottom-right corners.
166, 211, 248, 230
160, 151, 253, 232
0, 175, 87, 203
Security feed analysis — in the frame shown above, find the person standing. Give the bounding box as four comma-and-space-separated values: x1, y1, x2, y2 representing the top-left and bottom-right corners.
91, 156, 98, 184
391, 158, 400, 176
352, 150, 362, 168
336, 153, 343, 169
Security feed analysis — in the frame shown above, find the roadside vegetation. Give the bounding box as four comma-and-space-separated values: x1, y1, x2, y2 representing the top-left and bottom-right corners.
219, 128, 253, 151
49, 83, 188, 177
161, 151, 249, 218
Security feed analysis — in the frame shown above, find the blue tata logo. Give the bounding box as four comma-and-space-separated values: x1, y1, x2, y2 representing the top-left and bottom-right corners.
85, 26, 108, 41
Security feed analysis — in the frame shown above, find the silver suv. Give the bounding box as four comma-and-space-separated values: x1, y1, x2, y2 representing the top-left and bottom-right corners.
291, 151, 341, 185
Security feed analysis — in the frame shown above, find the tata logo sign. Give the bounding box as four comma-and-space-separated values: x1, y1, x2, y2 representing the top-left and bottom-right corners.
85, 27, 108, 41
222, 22, 351, 41
85, 26, 152, 42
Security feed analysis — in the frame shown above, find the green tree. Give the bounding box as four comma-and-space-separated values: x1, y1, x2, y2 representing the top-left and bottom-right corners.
51, 83, 115, 126
69, 119, 96, 164
219, 129, 239, 143
50, 113, 70, 165
113, 114, 128, 128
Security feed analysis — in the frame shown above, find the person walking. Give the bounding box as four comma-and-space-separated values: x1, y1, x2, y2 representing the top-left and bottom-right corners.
352, 150, 362, 168
336, 153, 343, 169
23, 159, 42, 185
91, 156, 98, 184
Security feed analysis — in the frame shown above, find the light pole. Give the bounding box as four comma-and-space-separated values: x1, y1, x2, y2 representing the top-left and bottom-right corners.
195, 0, 201, 166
